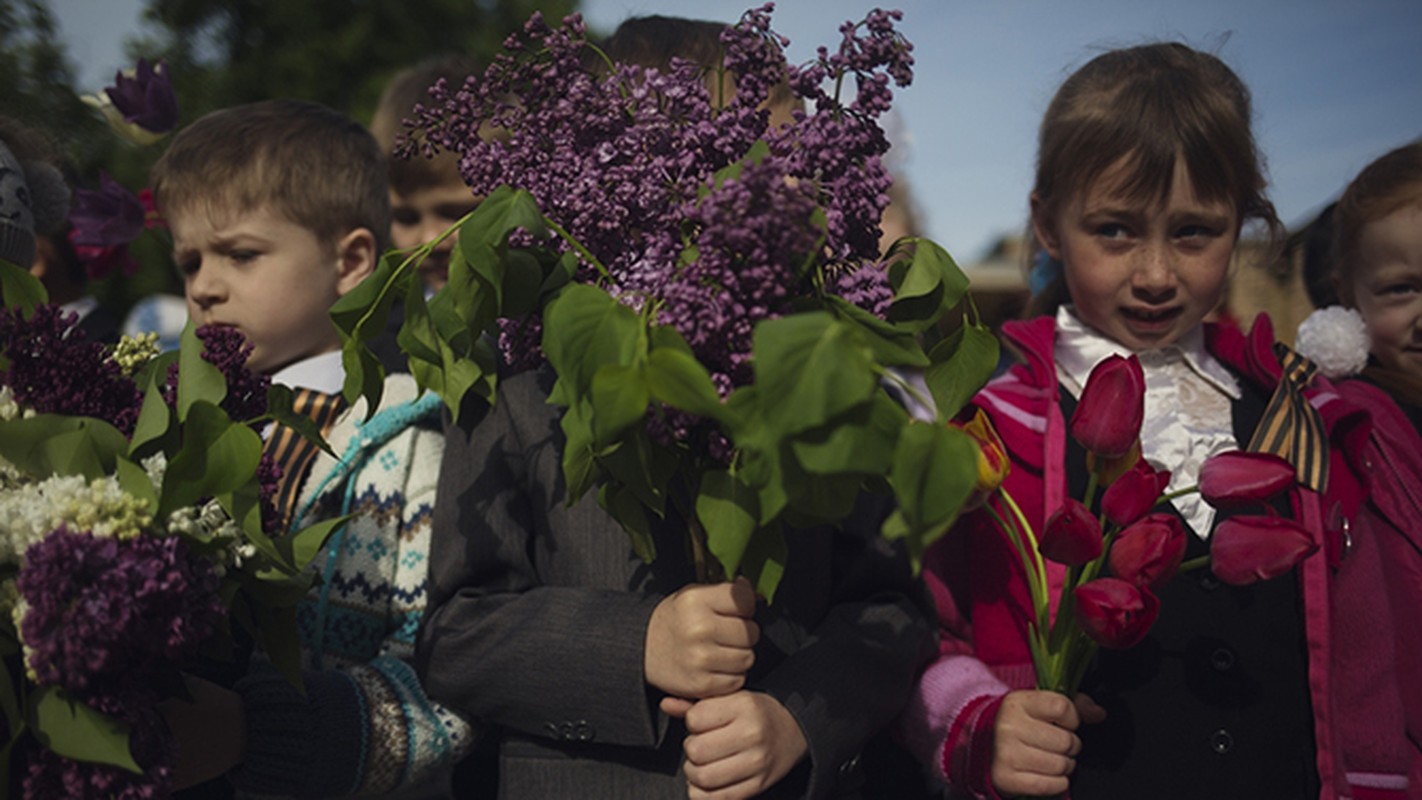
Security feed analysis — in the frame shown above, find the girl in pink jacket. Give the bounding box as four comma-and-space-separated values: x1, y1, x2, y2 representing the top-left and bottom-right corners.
899, 42, 1418, 799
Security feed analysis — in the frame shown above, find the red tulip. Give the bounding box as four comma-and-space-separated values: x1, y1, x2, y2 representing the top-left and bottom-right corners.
1210, 515, 1318, 586
1199, 451, 1297, 510
1070, 354, 1145, 459
1101, 458, 1172, 528
1108, 513, 1187, 589
1074, 578, 1160, 649
1038, 498, 1102, 565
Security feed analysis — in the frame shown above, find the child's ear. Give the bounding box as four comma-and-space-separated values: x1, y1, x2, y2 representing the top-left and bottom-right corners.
1029, 192, 1063, 261
333, 227, 378, 297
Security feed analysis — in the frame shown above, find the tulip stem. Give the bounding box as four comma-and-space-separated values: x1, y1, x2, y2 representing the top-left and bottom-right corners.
999, 491, 1049, 617
1161, 485, 1198, 502
987, 497, 1049, 636
1179, 555, 1211, 573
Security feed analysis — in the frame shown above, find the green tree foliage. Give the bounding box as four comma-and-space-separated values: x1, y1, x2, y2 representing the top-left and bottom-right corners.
131, 0, 580, 130
0, 0, 110, 174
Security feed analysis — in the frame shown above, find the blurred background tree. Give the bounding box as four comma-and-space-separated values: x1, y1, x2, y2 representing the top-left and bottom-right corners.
4, 0, 581, 317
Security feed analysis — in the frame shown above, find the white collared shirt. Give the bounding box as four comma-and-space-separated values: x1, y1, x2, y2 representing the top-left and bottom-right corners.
269, 350, 346, 395
1054, 306, 1240, 537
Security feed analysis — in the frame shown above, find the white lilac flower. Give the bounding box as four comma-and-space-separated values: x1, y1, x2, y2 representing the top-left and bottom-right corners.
0, 385, 17, 420
0, 474, 154, 564
1295, 305, 1371, 379
109, 331, 161, 376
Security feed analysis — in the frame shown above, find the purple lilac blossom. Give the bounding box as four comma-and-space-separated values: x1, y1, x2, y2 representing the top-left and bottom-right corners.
161, 324, 282, 533
0, 304, 142, 433
16, 527, 225, 710
68, 172, 147, 249
162, 324, 271, 424
103, 58, 179, 137
407, 6, 911, 446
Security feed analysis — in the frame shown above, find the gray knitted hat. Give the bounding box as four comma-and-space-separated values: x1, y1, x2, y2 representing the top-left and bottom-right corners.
0, 138, 70, 268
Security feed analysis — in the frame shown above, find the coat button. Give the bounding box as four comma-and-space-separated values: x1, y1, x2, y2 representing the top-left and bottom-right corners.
1199, 574, 1220, 591
838, 753, 861, 777
1210, 729, 1233, 754
1210, 648, 1236, 672
575, 721, 595, 742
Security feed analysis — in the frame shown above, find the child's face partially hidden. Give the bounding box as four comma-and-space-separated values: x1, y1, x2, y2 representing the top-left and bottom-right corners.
173, 204, 371, 375
1347, 202, 1422, 380
1036, 160, 1239, 351
390, 180, 479, 293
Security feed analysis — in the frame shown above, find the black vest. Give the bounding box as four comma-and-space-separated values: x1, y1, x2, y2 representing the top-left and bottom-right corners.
1065, 374, 1320, 799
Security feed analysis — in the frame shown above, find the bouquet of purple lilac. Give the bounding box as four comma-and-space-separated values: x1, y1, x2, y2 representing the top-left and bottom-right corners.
0, 274, 339, 798
336, 5, 998, 593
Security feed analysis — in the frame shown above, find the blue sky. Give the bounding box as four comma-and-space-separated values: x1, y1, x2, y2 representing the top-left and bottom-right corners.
52, 0, 1422, 265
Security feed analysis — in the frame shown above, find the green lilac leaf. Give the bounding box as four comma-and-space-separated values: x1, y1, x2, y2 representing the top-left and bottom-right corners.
459, 186, 547, 250
790, 391, 907, 476
751, 312, 877, 437
284, 515, 351, 573
600, 483, 657, 563
176, 321, 228, 422
645, 347, 726, 421
128, 376, 175, 457
824, 294, 930, 368
591, 363, 650, 448
113, 456, 157, 513
926, 321, 1001, 421
160, 401, 262, 520
888, 422, 980, 559
32, 688, 142, 773
559, 393, 600, 503
740, 522, 787, 603
542, 283, 641, 397
697, 469, 759, 578
0, 259, 47, 317
0, 415, 126, 480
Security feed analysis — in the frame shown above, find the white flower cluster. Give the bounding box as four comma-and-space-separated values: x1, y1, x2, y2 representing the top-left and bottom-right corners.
1295, 305, 1371, 380
0, 385, 17, 421
0, 473, 156, 565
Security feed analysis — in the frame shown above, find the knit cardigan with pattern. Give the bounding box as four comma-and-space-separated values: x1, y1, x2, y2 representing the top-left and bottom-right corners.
233, 374, 474, 797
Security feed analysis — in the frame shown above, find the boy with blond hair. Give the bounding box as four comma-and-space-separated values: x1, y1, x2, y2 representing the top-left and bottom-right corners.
153, 99, 473, 797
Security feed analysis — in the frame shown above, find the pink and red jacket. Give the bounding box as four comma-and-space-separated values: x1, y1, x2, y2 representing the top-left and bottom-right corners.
898, 314, 1421, 800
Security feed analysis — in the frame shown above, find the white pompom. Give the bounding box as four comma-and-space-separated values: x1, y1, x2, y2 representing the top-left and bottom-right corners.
1295, 305, 1370, 379
22, 162, 71, 235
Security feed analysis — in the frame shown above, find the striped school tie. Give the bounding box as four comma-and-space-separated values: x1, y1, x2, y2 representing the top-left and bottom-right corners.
267, 387, 346, 530
1246, 343, 1328, 493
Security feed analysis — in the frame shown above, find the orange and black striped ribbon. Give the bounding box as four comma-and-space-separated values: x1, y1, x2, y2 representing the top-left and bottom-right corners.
267, 387, 346, 531
1246, 343, 1328, 493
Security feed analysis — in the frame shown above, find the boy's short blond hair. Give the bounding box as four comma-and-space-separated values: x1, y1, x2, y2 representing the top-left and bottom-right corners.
152, 99, 390, 253
371, 56, 482, 197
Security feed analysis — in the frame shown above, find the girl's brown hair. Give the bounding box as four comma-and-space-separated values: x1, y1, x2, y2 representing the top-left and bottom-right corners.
1331, 141, 1422, 305
1027, 42, 1282, 316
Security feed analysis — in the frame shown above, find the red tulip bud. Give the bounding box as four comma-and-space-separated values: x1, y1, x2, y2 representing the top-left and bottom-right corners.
1087, 440, 1142, 486
1199, 451, 1297, 509
1101, 458, 1172, 528
952, 408, 1010, 497
1108, 513, 1187, 589
1210, 515, 1318, 586
1038, 498, 1103, 565
1070, 354, 1145, 459
1074, 578, 1160, 649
